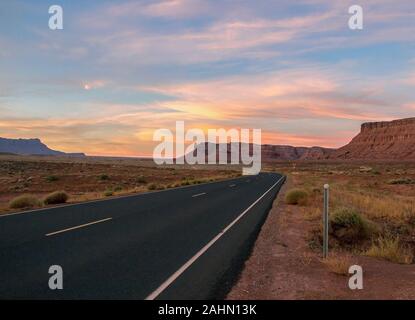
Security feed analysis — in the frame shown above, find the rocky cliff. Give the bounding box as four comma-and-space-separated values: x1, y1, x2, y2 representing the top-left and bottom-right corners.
328, 117, 415, 160
183, 142, 334, 162
262, 144, 334, 161
0, 137, 85, 157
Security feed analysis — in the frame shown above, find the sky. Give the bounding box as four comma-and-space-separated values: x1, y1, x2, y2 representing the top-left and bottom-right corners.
1, 0, 415, 156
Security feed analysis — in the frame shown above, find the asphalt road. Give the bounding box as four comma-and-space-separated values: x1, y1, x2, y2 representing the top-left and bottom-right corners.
0, 172, 285, 299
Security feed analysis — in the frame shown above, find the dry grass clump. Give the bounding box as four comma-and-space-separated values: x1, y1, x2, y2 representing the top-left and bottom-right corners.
147, 183, 157, 190
366, 236, 413, 264
103, 190, 113, 197
147, 183, 165, 191
387, 178, 414, 185
332, 191, 415, 223
321, 254, 354, 276
43, 191, 69, 205
285, 189, 308, 205
9, 194, 40, 209
304, 207, 321, 221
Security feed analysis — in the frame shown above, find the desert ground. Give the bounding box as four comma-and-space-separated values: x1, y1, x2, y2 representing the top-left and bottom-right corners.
229, 161, 415, 299
0, 155, 241, 214
1, 155, 414, 298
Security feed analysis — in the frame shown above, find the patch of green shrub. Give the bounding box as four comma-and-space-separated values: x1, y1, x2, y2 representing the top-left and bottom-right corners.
136, 176, 147, 184
9, 194, 40, 209
148, 183, 157, 190
45, 175, 59, 182
104, 190, 113, 197
99, 174, 109, 181
285, 189, 308, 205
43, 191, 69, 205
330, 207, 378, 244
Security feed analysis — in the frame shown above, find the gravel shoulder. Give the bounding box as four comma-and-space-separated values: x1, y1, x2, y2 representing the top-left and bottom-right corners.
227, 177, 415, 300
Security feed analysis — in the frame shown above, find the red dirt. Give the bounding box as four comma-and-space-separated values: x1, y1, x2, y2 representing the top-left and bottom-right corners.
227, 179, 415, 300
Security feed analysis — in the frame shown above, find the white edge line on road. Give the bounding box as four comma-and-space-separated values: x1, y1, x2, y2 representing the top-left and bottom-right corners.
192, 192, 206, 198
145, 176, 285, 300
45, 217, 113, 237
229, 184, 236, 187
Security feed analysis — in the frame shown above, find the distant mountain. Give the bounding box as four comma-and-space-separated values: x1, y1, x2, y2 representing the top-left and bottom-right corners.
0, 137, 85, 157
180, 142, 334, 162
326, 117, 415, 160
183, 117, 415, 162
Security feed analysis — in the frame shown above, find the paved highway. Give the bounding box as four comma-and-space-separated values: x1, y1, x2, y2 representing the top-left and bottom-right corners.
0, 172, 285, 299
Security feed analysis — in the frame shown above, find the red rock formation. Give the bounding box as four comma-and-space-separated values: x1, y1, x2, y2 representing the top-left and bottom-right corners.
182, 142, 334, 162
328, 117, 415, 160
299, 146, 334, 160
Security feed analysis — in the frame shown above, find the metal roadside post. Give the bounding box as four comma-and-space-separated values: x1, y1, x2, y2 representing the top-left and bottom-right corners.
323, 184, 329, 259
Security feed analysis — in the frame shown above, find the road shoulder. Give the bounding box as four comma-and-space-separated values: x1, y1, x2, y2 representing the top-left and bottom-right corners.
227, 177, 415, 300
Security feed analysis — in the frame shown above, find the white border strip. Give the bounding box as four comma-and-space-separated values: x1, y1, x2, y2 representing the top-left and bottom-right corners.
192, 192, 206, 198
145, 176, 284, 300
45, 217, 112, 237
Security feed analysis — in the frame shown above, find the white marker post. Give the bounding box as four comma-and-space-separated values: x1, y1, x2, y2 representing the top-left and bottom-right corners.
323, 184, 329, 258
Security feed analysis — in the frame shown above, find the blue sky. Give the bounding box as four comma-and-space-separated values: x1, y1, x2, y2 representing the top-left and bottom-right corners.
1, 0, 415, 156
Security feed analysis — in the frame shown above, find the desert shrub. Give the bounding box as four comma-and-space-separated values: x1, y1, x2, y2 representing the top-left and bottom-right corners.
387, 178, 413, 185
330, 207, 378, 244
148, 183, 165, 191
104, 190, 113, 197
113, 186, 122, 192
321, 254, 353, 276
45, 175, 59, 182
366, 236, 413, 264
285, 189, 308, 205
99, 174, 109, 181
43, 191, 68, 205
9, 194, 39, 209
136, 176, 147, 184
148, 183, 157, 190
181, 180, 191, 186
404, 209, 415, 225
312, 187, 321, 195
